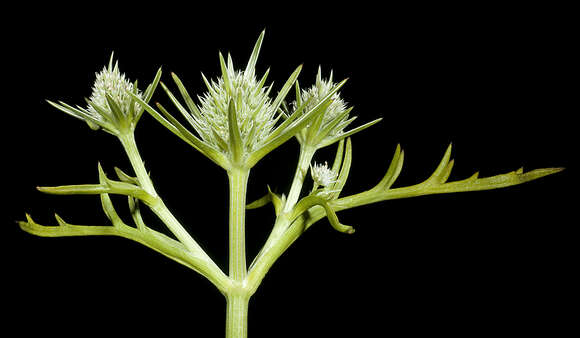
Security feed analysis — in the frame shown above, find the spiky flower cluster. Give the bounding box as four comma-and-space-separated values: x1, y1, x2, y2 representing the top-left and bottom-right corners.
310, 161, 337, 187
87, 60, 141, 119
302, 73, 347, 123
196, 61, 277, 153
295, 69, 352, 142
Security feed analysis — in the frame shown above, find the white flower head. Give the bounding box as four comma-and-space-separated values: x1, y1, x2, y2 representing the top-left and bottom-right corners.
292, 67, 353, 148
87, 54, 141, 121
301, 69, 348, 125
310, 161, 337, 187
196, 58, 278, 153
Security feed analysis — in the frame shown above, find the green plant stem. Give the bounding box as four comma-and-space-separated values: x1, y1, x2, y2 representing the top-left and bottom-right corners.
118, 132, 225, 283
226, 292, 250, 338
226, 167, 251, 338
248, 145, 315, 270
20, 215, 232, 293
228, 168, 250, 280
283, 145, 316, 212
119, 132, 156, 196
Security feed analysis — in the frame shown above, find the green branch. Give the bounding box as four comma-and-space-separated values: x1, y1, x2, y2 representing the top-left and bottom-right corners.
19, 214, 231, 293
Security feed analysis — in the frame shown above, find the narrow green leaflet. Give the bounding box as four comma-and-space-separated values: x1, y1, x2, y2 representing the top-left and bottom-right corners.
290, 195, 354, 234
227, 99, 244, 164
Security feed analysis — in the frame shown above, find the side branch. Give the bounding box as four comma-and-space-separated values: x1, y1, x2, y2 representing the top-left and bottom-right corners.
331, 143, 564, 210
19, 214, 231, 293
245, 144, 563, 293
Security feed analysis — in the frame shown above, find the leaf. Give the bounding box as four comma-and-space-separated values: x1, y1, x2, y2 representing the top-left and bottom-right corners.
160, 81, 200, 130
38, 165, 156, 205
219, 52, 232, 94
128, 196, 147, 231
290, 195, 354, 234
105, 94, 125, 126
373, 144, 405, 191
423, 143, 453, 185
227, 99, 244, 164
171, 72, 203, 120
319, 117, 383, 149
329, 144, 564, 212
271, 64, 303, 113
427, 167, 565, 194
330, 139, 345, 175
294, 80, 302, 108
37, 184, 109, 195
330, 137, 353, 199
83, 98, 114, 122
246, 193, 272, 209
100, 191, 123, 227
114, 167, 139, 185
129, 92, 229, 169
248, 79, 348, 167
155, 102, 229, 169
142, 66, 163, 105
314, 107, 353, 145
245, 30, 265, 76
253, 68, 271, 95
49, 100, 112, 131
54, 213, 69, 227
128, 79, 138, 120
267, 186, 284, 216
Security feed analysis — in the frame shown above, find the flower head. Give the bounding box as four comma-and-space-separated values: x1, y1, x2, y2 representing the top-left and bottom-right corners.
150, 30, 318, 170
301, 70, 349, 130
87, 57, 142, 120
47, 53, 160, 135
310, 161, 337, 187
195, 57, 278, 154
292, 68, 353, 148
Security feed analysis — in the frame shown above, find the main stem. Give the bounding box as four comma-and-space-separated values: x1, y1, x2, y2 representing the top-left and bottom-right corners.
226, 292, 250, 338
228, 168, 249, 280
226, 167, 250, 338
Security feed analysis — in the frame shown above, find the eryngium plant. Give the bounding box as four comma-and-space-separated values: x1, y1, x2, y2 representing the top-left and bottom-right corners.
19, 31, 562, 338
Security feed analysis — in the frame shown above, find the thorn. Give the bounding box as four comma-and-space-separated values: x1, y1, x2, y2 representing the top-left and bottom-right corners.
54, 213, 67, 226
468, 172, 480, 181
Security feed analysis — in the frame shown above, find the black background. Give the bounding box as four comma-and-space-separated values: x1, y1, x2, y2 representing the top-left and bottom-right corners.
3, 3, 575, 337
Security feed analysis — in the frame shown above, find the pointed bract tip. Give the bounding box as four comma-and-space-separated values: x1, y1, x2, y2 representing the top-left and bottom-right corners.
108, 51, 115, 68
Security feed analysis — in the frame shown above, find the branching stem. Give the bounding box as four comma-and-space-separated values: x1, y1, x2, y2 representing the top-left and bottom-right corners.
118, 132, 226, 287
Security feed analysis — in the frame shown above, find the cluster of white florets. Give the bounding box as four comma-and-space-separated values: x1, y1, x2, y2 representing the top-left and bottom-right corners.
87, 61, 141, 119
310, 161, 337, 187
294, 71, 350, 141
197, 66, 277, 153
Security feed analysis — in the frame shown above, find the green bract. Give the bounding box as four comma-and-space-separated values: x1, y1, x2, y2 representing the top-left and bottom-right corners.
19, 30, 563, 338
